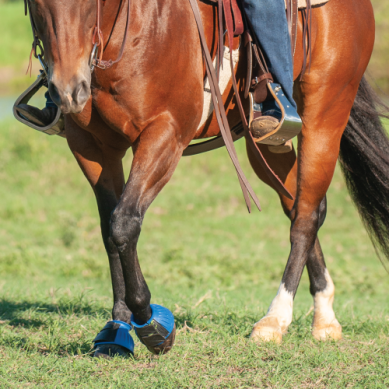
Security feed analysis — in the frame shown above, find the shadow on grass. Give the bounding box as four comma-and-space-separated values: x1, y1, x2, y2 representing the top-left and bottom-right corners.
0, 297, 110, 328
0, 298, 110, 356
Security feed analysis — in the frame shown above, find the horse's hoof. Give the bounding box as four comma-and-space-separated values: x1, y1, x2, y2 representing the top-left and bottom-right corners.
250, 317, 283, 344
131, 304, 176, 355
93, 320, 134, 358
94, 344, 132, 359
312, 321, 342, 341
145, 323, 176, 355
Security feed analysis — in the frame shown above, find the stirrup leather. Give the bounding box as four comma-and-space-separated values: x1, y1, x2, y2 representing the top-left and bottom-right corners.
249, 83, 302, 146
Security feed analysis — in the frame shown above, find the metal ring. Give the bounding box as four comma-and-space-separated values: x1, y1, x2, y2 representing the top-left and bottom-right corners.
90, 43, 99, 73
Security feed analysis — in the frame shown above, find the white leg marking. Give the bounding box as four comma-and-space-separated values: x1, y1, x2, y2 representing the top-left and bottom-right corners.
312, 269, 342, 340
250, 283, 293, 344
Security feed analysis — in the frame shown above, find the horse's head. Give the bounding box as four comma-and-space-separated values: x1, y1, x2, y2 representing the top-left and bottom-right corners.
27, 0, 97, 114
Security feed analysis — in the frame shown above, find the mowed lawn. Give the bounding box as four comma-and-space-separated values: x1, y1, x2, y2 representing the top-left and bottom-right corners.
0, 117, 388, 388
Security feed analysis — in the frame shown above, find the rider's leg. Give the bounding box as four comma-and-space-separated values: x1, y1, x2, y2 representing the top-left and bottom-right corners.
242, 0, 298, 140
242, 0, 295, 107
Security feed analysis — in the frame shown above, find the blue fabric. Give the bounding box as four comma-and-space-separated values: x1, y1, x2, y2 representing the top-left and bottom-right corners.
241, 0, 297, 108
45, 91, 57, 109
93, 320, 135, 354
131, 304, 175, 345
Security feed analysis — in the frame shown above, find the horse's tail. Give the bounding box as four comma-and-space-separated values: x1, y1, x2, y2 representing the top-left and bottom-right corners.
339, 75, 389, 260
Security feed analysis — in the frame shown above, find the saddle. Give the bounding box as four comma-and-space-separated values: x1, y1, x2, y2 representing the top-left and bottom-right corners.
185, 0, 319, 157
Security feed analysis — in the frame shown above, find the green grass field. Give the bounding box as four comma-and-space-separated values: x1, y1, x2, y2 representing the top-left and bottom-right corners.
0, 117, 388, 388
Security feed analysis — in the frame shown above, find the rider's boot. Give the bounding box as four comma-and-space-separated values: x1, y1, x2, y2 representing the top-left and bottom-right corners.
249, 85, 296, 153
15, 91, 57, 128
250, 97, 282, 139
242, 0, 300, 153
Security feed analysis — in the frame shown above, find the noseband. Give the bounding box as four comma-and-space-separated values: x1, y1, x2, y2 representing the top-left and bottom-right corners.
24, 0, 130, 73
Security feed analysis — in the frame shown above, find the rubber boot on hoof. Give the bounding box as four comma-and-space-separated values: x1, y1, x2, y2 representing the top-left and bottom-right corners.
93, 320, 134, 359
131, 304, 176, 355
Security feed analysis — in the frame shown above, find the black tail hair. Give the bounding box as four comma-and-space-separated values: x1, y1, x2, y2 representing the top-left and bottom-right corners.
339, 75, 389, 262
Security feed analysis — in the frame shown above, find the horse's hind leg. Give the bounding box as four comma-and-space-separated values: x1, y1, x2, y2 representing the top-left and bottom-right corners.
306, 223, 341, 341
247, 147, 340, 342
246, 0, 374, 343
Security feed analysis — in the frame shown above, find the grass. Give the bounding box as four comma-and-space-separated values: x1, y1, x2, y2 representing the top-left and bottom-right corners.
0, 116, 388, 388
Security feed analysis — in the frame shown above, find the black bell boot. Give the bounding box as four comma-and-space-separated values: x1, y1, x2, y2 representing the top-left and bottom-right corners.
14, 104, 58, 127
15, 91, 58, 128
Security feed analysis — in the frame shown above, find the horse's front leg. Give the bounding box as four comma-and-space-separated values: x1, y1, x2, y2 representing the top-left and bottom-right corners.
66, 116, 134, 356
109, 114, 185, 354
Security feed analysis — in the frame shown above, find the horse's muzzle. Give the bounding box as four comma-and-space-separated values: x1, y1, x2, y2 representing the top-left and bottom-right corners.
49, 77, 90, 114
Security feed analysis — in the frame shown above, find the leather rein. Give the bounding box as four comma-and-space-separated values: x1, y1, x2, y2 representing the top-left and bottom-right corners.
24, 0, 130, 73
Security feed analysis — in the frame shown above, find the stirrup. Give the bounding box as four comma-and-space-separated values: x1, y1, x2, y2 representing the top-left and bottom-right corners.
131, 304, 176, 355
249, 82, 302, 146
93, 320, 135, 355
13, 70, 64, 136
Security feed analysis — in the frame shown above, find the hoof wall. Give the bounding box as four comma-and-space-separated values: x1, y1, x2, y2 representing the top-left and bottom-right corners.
312, 323, 342, 341
94, 344, 132, 359
250, 317, 284, 344
250, 326, 282, 344
147, 324, 176, 355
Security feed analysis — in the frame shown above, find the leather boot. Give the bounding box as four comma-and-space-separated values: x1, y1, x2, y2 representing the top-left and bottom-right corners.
249, 82, 297, 154
249, 98, 282, 139
15, 104, 58, 128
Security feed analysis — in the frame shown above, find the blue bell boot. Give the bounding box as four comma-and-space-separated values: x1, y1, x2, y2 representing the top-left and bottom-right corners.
131, 304, 176, 355
93, 320, 134, 358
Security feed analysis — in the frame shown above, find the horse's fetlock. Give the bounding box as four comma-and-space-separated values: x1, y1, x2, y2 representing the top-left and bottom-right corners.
126, 293, 151, 320
112, 301, 132, 323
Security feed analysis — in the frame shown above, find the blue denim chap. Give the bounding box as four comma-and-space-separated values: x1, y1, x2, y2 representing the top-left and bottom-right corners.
241, 0, 296, 109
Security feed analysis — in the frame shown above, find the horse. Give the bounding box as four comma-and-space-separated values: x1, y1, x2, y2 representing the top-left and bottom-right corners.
23, 0, 389, 356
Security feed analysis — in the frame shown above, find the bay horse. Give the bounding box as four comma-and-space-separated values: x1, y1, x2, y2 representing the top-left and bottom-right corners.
24, 0, 388, 356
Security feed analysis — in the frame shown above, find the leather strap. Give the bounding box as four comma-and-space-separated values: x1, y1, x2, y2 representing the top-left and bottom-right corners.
244, 31, 253, 99
286, 0, 298, 56
221, 0, 293, 201
92, 0, 131, 70
230, 0, 244, 36
189, 0, 293, 211
301, 0, 312, 78
189, 0, 261, 211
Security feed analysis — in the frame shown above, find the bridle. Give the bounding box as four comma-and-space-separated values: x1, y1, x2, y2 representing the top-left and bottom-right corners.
23, 0, 130, 74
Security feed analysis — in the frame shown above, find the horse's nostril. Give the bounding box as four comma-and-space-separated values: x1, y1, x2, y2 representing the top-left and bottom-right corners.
48, 82, 61, 107
74, 81, 90, 106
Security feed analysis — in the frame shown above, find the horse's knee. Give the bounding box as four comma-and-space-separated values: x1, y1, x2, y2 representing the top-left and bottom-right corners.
110, 208, 142, 252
